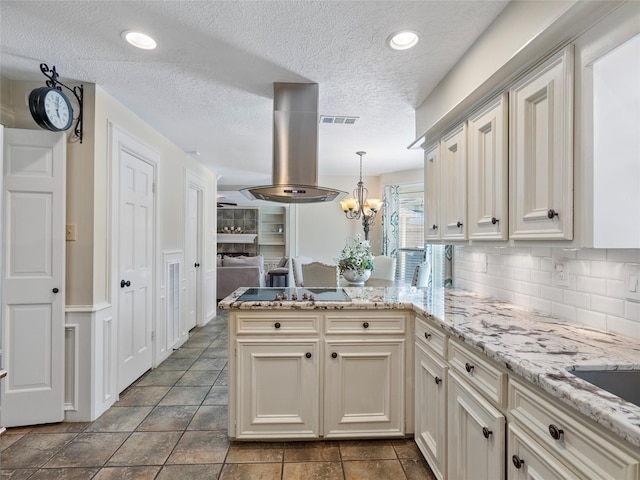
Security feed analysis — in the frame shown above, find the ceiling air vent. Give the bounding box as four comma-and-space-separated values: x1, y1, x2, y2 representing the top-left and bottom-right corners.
320, 115, 359, 125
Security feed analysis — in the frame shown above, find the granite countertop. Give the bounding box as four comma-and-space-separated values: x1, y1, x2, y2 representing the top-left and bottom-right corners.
219, 286, 640, 447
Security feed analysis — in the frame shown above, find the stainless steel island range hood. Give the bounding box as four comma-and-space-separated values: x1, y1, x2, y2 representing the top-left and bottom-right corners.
241, 83, 345, 203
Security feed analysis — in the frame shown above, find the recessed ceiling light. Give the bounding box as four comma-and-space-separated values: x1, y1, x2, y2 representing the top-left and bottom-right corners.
122, 30, 157, 50
388, 30, 419, 51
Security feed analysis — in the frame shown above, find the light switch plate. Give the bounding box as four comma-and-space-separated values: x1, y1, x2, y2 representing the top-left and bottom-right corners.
66, 224, 77, 241
625, 264, 640, 302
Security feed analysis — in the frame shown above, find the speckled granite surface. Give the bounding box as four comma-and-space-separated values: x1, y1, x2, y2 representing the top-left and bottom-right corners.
219, 286, 640, 447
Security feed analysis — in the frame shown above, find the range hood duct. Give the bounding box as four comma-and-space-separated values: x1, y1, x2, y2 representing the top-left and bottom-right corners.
240, 83, 345, 203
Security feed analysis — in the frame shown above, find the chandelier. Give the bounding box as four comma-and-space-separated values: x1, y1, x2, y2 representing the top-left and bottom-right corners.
339, 151, 382, 240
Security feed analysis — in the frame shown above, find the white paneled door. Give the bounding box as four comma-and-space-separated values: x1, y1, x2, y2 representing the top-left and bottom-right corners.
185, 183, 200, 332
2, 128, 65, 427
117, 146, 154, 392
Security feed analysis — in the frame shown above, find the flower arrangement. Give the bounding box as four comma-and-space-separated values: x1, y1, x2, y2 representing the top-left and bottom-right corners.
337, 234, 374, 275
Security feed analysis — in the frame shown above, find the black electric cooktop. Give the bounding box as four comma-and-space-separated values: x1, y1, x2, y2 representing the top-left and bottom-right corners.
237, 287, 352, 302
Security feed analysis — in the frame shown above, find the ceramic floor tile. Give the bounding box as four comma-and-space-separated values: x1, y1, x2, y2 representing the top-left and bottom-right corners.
400, 458, 438, 480
391, 439, 423, 459
187, 405, 228, 431
165, 431, 229, 464
136, 405, 198, 431
84, 406, 153, 432
218, 463, 282, 480
159, 386, 210, 406
181, 340, 212, 349
170, 347, 206, 359
225, 442, 284, 463
0, 469, 36, 479
283, 462, 345, 480
200, 347, 228, 358
115, 386, 171, 406
135, 369, 184, 387
339, 440, 397, 461
156, 464, 223, 480
26, 467, 100, 479
214, 370, 228, 386
156, 357, 197, 371
1, 433, 76, 469
190, 358, 227, 370
1, 433, 26, 451
343, 459, 407, 480
28, 423, 89, 434
202, 386, 228, 406
92, 466, 161, 479
107, 431, 182, 466
176, 370, 221, 386
284, 442, 341, 462
43, 432, 129, 468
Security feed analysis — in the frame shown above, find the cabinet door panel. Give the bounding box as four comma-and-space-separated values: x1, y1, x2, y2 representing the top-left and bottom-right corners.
441, 125, 467, 240
448, 371, 505, 480
236, 340, 319, 438
424, 144, 441, 240
324, 340, 404, 437
415, 342, 447, 480
510, 47, 573, 240
468, 94, 509, 240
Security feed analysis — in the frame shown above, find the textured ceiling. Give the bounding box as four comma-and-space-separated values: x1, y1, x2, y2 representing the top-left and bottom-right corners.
0, 0, 508, 187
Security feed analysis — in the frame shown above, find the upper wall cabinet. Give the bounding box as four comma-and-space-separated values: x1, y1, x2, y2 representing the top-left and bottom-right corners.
468, 93, 509, 240
424, 144, 440, 241
441, 124, 467, 241
509, 47, 574, 240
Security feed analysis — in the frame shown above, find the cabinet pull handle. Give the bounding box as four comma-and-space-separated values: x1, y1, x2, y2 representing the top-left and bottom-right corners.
548, 424, 564, 440
424, 332, 431, 340
331, 352, 338, 359
434, 376, 442, 385
547, 209, 559, 219
482, 427, 492, 439
52, 288, 59, 294
120, 280, 131, 288
362, 322, 369, 329
456, 221, 463, 228
305, 352, 312, 359
491, 217, 499, 225
512, 455, 525, 469
431, 224, 438, 230
274, 322, 281, 329
465, 362, 474, 373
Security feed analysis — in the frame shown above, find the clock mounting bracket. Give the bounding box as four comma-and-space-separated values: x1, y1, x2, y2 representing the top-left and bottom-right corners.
38, 63, 83, 143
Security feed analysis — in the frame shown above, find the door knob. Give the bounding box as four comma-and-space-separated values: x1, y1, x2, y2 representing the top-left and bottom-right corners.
194, 263, 200, 268
512, 455, 525, 469
52, 288, 59, 294
465, 362, 474, 373
434, 376, 442, 385
431, 224, 438, 230
120, 280, 131, 288
457, 221, 463, 228
491, 217, 499, 225
331, 352, 338, 359
482, 427, 492, 439
547, 209, 559, 219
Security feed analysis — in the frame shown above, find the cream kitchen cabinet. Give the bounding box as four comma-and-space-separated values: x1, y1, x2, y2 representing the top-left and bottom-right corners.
424, 144, 441, 241
414, 316, 448, 480
509, 46, 574, 240
229, 310, 410, 440
441, 124, 468, 241
467, 93, 509, 240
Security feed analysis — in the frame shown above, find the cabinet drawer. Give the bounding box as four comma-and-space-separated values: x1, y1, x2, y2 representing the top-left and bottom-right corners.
415, 316, 447, 358
325, 313, 406, 334
235, 313, 320, 335
448, 338, 506, 406
509, 378, 640, 480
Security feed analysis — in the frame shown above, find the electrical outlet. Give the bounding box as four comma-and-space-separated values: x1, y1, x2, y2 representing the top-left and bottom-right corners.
479, 253, 488, 273
625, 264, 640, 302
552, 262, 569, 287
66, 224, 77, 241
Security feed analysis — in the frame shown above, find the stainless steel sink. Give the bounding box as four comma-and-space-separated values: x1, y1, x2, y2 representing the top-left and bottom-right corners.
567, 368, 640, 408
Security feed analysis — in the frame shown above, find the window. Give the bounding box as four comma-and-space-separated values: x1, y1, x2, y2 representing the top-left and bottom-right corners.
396, 186, 425, 283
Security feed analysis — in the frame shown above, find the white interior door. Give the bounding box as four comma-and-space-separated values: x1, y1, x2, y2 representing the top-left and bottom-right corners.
1, 128, 65, 427
117, 148, 154, 392
185, 183, 201, 331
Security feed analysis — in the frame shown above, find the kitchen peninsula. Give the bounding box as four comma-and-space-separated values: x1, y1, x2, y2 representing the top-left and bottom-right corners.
219, 286, 640, 479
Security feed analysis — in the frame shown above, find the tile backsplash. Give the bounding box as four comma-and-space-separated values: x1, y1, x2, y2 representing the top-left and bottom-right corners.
454, 246, 640, 340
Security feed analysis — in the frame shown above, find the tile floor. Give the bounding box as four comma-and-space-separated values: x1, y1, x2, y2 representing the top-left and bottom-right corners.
1, 309, 436, 479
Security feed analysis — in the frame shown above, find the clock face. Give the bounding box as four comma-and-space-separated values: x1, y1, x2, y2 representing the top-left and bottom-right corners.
28, 87, 74, 132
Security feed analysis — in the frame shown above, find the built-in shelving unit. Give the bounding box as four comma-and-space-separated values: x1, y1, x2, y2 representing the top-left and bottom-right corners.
259, 206, 288, 267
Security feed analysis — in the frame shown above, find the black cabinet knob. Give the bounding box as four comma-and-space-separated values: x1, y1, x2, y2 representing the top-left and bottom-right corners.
482, 427, 492, 439
120, 280, 131, 288
431, 224, 438, 230
548, 424, 564, 440
362, 322, 369, 329
274, 322, 281, 329
331, 352, 338, 359
434, 376, 442, 385
305, 352, 312, 359
52, 288, 59, 294
465, 362, 474, 373
194, 263, 200, 268
547, 209, 559, 219
457, 221, 463, 228
424, 332, 431, 340
512, 455, 525, 469
491, 217, 499, 225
